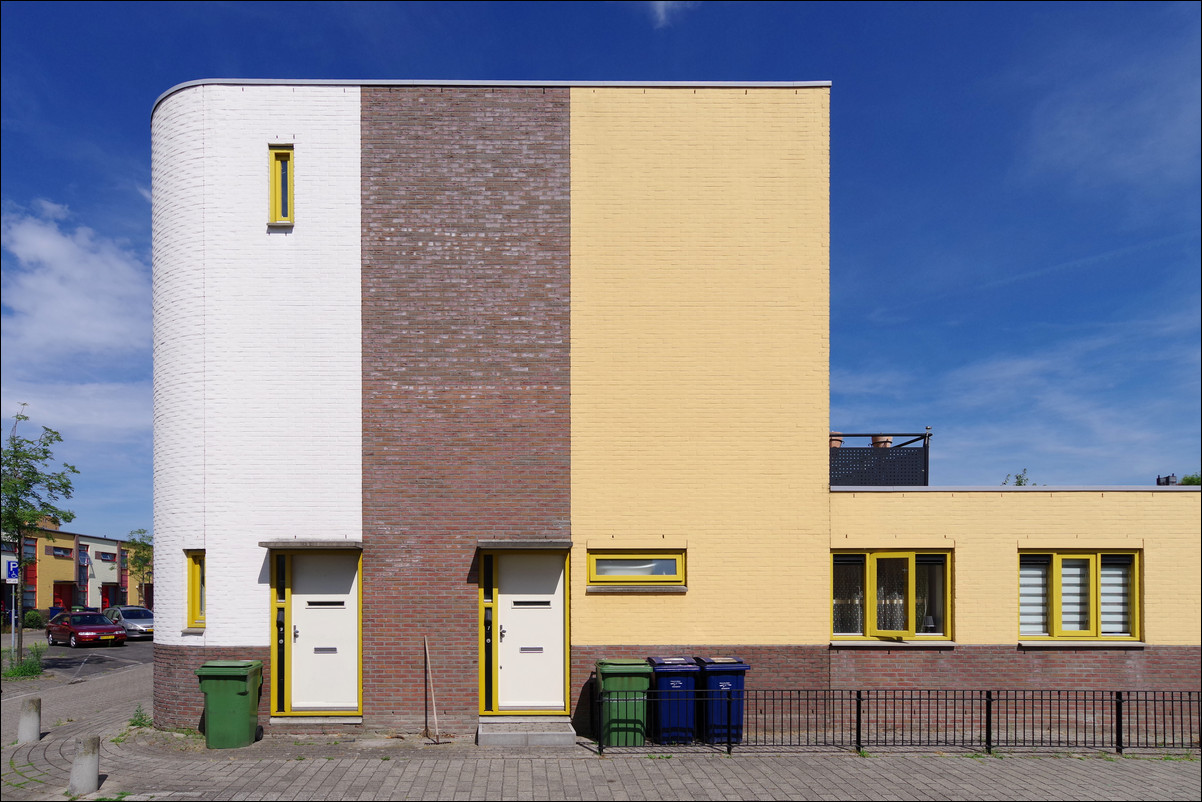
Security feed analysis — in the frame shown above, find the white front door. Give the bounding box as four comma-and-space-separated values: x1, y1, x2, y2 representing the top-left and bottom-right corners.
496, 553, 566, 710
288, 552, 360, 711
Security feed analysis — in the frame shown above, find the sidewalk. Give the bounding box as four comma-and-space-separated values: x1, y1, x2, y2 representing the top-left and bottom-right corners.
2, 665, 1198, 801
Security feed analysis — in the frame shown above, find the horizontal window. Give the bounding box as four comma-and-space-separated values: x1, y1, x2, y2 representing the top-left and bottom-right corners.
1019, 552, 1138, 640
588, 550, 685, 585
51, 546, 73, 559
96, 551, 117, 562
832, 551, 950, 640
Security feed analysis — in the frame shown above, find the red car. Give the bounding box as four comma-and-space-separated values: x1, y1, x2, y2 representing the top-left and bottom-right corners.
46, 612, 127, 648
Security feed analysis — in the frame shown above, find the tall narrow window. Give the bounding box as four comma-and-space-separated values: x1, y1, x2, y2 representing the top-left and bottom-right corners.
269, 146, 294, 224
186, 550, 206, 628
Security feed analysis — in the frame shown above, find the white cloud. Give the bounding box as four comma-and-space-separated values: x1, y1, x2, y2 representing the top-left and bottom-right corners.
648, 1, 699, 29
1, 204, 151, 367
1018, 22, 1201, 204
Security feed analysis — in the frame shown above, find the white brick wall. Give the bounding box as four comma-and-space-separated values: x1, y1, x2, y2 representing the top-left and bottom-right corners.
152, 85, 362, 647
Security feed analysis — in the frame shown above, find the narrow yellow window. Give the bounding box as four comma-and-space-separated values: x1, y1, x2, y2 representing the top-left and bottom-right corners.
867, 552, 915, 638
186, 550, 206, 628
269, 146, 294, 224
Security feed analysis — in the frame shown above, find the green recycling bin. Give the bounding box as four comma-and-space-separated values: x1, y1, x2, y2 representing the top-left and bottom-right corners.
595, 658, 653, 746
195, 660, 263, 749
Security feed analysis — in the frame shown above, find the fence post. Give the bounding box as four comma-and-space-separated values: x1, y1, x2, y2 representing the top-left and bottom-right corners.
855, 690, 863, 753
985, 690, 993, 754
726, 690, 733, 755
596, 684, 604, 755
1114, 691, 1123, 755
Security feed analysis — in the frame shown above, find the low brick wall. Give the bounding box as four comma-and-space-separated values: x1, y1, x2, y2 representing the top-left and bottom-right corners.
153, 644, 271, 731
829, 645, 1202, 690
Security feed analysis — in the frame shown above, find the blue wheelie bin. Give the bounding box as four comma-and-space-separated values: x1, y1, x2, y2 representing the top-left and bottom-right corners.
648, 656, 699, 744
695, 656, 750, 744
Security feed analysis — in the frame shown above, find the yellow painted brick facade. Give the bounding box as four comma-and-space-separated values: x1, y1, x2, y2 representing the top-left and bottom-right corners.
570, 87, 831, 644
830, 490, 1201, 645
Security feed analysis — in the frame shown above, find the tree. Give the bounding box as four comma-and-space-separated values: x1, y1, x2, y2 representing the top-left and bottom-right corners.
124, 528, 153, 606
1, 406, 78, 660
1002, 468, 1032, 486
1180, 472, 1201, 486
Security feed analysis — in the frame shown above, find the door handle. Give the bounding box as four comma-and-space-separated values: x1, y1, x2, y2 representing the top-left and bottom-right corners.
499, 625, 506, 641
293, 625, 300, 642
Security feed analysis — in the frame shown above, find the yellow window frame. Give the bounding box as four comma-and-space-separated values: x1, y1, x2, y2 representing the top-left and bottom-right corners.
269, 145, 294, 224
832, 550, 951, 641
587, 550, 685, 585
186, 550, 205, 628
1020, 551, 1140, 640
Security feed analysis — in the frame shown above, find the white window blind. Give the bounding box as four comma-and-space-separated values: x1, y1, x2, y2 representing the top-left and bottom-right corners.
1100, 562, 1131, 635
1019, 562, 1049, 636
1060, 558, 1090, 631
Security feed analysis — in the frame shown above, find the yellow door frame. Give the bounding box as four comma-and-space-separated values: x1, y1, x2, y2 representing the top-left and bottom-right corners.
269, 550, 363, 716
478, 549, 570, 716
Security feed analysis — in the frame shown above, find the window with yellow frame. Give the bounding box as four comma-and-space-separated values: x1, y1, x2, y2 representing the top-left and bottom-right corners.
1019, 551, 1139, 639
268, 145, 294, 224
186, 550, 206, 628
832, 551, 950, 640
587, 550, 685, 586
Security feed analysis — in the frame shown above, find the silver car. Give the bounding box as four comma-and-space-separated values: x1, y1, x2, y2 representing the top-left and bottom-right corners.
102, 605, 155, 639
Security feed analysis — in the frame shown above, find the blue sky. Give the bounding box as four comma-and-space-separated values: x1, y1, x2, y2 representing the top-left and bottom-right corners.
2, 1, 1199, 540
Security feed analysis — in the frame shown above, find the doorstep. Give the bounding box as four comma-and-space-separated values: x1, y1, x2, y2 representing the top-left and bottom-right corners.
476, 716, 577, 747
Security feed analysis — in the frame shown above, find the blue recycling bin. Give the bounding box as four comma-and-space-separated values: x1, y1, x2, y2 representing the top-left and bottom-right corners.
695, 656, 750, 744
648, 656, 699, 743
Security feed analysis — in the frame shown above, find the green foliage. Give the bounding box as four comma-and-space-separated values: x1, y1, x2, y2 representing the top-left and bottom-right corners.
2, 404, 78, 662
23, 609, 45, 629
1002, 468, 1031, 486
129, 704, 152, 728
124, 528, 154, 602
3, 641, 45, 678
1180, 472, 1201, 486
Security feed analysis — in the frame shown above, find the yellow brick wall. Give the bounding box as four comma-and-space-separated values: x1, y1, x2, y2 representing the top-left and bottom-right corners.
570, 86, 831, 644
830, 490, 1201, 645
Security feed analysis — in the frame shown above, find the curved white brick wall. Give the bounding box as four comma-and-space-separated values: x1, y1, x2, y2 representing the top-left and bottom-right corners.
152, 85, 362, 647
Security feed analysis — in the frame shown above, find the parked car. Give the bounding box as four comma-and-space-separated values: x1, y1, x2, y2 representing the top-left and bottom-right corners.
102, 605, 155, 639
46, 612, 127, 648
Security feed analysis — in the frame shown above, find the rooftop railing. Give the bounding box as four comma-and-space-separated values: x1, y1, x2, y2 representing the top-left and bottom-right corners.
830, 429, 931, 487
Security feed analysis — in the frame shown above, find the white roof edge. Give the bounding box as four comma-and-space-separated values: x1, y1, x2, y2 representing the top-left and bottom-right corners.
152, 78, 832, 115
830, 485, 1200, 492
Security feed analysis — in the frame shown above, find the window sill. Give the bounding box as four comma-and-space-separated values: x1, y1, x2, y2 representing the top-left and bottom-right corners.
830, 640, 956, 649
1018, 640, 1145, 650
266, 221, 294, 229
586, 585, 688, 594
181, 627, 206, 636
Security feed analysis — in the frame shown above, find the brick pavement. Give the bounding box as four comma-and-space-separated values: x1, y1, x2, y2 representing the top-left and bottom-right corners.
2, 665, 1198, 800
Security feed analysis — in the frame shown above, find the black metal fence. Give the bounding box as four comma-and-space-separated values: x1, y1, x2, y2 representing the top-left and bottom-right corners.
593, 689, 1200, 754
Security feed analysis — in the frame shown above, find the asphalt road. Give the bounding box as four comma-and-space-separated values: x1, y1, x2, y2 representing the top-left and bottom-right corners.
38, 636, 154, 680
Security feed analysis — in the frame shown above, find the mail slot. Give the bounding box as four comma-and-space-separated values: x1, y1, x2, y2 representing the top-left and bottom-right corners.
520, 646, 544, 654
313, 647, 338, 654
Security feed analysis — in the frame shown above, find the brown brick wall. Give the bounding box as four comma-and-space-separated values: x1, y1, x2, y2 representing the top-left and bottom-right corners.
360, 86, 571, 730
154, 644, 271, 730
830, 645, 1202, 691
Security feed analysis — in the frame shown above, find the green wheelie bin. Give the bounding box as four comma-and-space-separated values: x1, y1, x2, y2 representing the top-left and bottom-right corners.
195, 660, 263, 749
595, 658, 654, 746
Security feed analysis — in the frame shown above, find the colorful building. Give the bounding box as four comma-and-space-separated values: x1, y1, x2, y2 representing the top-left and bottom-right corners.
150, 80, 1200, 737
2, 520, 151, 615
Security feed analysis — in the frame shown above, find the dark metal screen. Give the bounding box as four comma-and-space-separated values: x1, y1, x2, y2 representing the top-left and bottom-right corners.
831, 446, 927, 486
